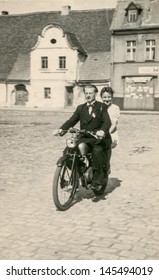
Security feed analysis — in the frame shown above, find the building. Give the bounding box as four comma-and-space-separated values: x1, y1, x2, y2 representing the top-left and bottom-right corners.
0, 7, 114, 109
110, 0, 159, 110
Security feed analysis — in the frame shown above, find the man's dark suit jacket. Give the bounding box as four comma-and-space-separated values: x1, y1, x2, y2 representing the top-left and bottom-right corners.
60, 101, 111, 147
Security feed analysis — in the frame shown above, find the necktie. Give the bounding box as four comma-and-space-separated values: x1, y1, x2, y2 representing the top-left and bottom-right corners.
88, 104, 93, 115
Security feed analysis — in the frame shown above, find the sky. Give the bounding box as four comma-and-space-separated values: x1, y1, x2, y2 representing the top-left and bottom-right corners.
0, 0, 118, 14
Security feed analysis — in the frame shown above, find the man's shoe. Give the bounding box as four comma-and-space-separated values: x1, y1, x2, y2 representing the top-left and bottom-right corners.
91, 184, 103, 192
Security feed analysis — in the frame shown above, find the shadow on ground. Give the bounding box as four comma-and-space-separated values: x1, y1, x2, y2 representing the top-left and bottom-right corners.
71, 177, 122, 206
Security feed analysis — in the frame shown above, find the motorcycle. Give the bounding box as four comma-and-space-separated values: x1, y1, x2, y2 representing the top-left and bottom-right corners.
52, 128, 109, 211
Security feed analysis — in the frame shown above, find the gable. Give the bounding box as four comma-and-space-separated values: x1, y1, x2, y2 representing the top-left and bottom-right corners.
33, 25, 71, 50
128, 3, 137, 10
125, 2, 142, 12
32, 24, 86, 55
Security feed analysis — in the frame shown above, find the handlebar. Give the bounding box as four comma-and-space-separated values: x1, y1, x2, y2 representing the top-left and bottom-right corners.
53, 128, 99, 138
66, 128, 99, 138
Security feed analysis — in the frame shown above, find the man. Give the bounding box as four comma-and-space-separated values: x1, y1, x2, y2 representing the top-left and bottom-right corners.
57, 84, 111, 190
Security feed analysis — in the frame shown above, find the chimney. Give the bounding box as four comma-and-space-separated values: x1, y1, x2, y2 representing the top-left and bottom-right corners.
2, 11, 9, 15
61, 6, 71, 16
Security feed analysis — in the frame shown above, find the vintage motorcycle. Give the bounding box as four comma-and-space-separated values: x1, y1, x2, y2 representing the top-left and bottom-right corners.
52, 128, 109, 211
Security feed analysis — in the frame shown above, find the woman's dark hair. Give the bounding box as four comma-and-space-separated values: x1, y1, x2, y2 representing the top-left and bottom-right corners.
100, 86, 114, 98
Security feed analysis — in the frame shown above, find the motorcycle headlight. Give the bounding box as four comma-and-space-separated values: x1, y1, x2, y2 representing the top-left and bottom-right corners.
66, 138, 77, 148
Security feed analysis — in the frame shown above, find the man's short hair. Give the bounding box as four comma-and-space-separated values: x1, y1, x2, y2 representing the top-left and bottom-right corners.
83, 84, 98, 93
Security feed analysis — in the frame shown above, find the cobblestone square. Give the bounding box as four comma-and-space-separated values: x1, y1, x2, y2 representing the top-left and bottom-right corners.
0, 109, 159, 259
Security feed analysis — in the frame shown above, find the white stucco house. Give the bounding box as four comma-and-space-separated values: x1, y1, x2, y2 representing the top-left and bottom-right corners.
0, 6, 114, 109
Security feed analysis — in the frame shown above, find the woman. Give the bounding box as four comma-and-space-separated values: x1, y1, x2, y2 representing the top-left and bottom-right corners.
100, 86, 120, 173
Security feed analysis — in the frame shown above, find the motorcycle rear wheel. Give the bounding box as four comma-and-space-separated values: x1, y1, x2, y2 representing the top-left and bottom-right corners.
52, 160, 78, 211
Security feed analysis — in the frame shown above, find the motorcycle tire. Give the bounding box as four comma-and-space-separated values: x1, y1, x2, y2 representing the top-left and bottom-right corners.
52, 160, 78, 211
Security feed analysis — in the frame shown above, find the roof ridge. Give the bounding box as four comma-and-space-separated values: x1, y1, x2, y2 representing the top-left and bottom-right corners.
0, 8, 115, 17
0, 11, 60, 17
70, 8, 115, 12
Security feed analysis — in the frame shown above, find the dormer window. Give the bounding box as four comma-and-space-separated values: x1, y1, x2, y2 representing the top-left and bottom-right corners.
128, 9, 138, 22
125, 2, 142, 23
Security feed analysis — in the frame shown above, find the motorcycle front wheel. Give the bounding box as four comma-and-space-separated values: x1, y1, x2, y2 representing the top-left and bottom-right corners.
52, 160, 78, 211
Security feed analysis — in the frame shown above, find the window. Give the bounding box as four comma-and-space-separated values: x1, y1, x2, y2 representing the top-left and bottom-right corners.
126, 41, 136, 61
145, 40, 155, 60
44, 87, 51, 99
59, 56, 66, 69
125, 3, 142, 23
128, 10, 138, 22
50, 38, 57, 44
41, 57, 48, 69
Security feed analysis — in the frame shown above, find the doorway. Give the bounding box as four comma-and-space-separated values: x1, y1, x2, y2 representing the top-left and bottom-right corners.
65, 86, 74, 106
15, 84, 28, 106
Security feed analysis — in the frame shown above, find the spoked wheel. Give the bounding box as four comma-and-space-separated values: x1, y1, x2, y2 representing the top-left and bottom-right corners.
52, 160, 78, 211
92, 175, 108, 196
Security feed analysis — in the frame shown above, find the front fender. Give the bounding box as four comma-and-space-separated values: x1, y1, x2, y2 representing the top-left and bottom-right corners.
56, 154, 71, 167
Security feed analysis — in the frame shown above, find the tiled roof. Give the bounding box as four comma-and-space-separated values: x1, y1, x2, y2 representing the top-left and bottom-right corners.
110, 0, 159, 31
0, 8, 114, 81
79, 52, 110, 82
66, 32, 87, 55
7, 53, 30, 81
